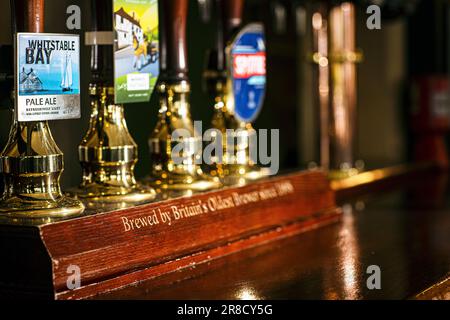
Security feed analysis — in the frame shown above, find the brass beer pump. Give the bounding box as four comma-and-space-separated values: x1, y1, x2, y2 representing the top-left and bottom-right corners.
312, 2, 362, 179
145, 0, 221, 196
68, 0, 156, 208
0, 0, 84, 223
204, 0, 269, 186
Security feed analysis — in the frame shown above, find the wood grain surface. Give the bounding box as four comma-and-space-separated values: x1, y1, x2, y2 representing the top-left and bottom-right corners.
0, 170, 338, 299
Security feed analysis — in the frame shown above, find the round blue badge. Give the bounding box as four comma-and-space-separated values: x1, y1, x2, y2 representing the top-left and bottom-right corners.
228, 23, 266, 123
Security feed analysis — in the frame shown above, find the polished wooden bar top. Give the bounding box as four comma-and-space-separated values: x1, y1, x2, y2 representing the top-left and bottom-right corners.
94, 168, 450, 300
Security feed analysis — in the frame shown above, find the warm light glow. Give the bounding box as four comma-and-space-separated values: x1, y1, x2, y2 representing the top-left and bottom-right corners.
341, 2, 352, 12
236, 287, 261, 300
312, 12, 323, 30
330, 164, 425, 191
318, 56, 328, 67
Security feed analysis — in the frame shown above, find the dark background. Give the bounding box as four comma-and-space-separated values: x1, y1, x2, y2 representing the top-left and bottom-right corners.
0, 0, 448, 189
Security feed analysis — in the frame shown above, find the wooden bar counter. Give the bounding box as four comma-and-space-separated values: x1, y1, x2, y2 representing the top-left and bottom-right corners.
93, 164, 450, 300
0, 164, 449, 300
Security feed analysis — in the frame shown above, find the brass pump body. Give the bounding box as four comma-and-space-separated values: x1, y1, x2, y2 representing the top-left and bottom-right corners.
146, 80, 221, 198
203, 0, 269, 186
145, 0, 220, 198
68, 0, 156, 208
0, 119, 85, 224
207, 76, 269, 186
0, 0, 84, 224
69, 85, 156, 209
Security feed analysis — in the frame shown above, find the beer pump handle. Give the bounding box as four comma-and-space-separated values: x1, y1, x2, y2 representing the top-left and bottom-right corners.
221, 0, 244, 38
0, 0, 85, 219
12, 0, 45, 33
0, 1, 38, 109
90, 0, 113, 83
198, 0, 213, 23
11, 0, 46, 155
91, 0, 112, 32
160, 0, 189, 81
216, 0, 244, 72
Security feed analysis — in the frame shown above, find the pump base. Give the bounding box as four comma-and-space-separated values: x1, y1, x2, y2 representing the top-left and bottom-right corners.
67, 183, 156, 210
0, 195, 85, 225
145, 171, 221, 199
209, 165, 271, 187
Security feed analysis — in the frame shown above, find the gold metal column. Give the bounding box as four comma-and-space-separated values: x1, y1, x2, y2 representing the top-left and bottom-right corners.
68, 0, 155, 209
0, 0, 84, 224
146, 0, 220, 198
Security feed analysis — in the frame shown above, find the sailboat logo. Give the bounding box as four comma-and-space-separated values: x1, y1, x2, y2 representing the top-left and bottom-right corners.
61, 53, 73, 92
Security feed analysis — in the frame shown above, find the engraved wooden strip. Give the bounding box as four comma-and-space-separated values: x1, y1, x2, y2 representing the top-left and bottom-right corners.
38, 171, 335, 291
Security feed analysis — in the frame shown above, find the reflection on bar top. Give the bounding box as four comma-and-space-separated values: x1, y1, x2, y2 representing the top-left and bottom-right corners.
330, 162, 435, 191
